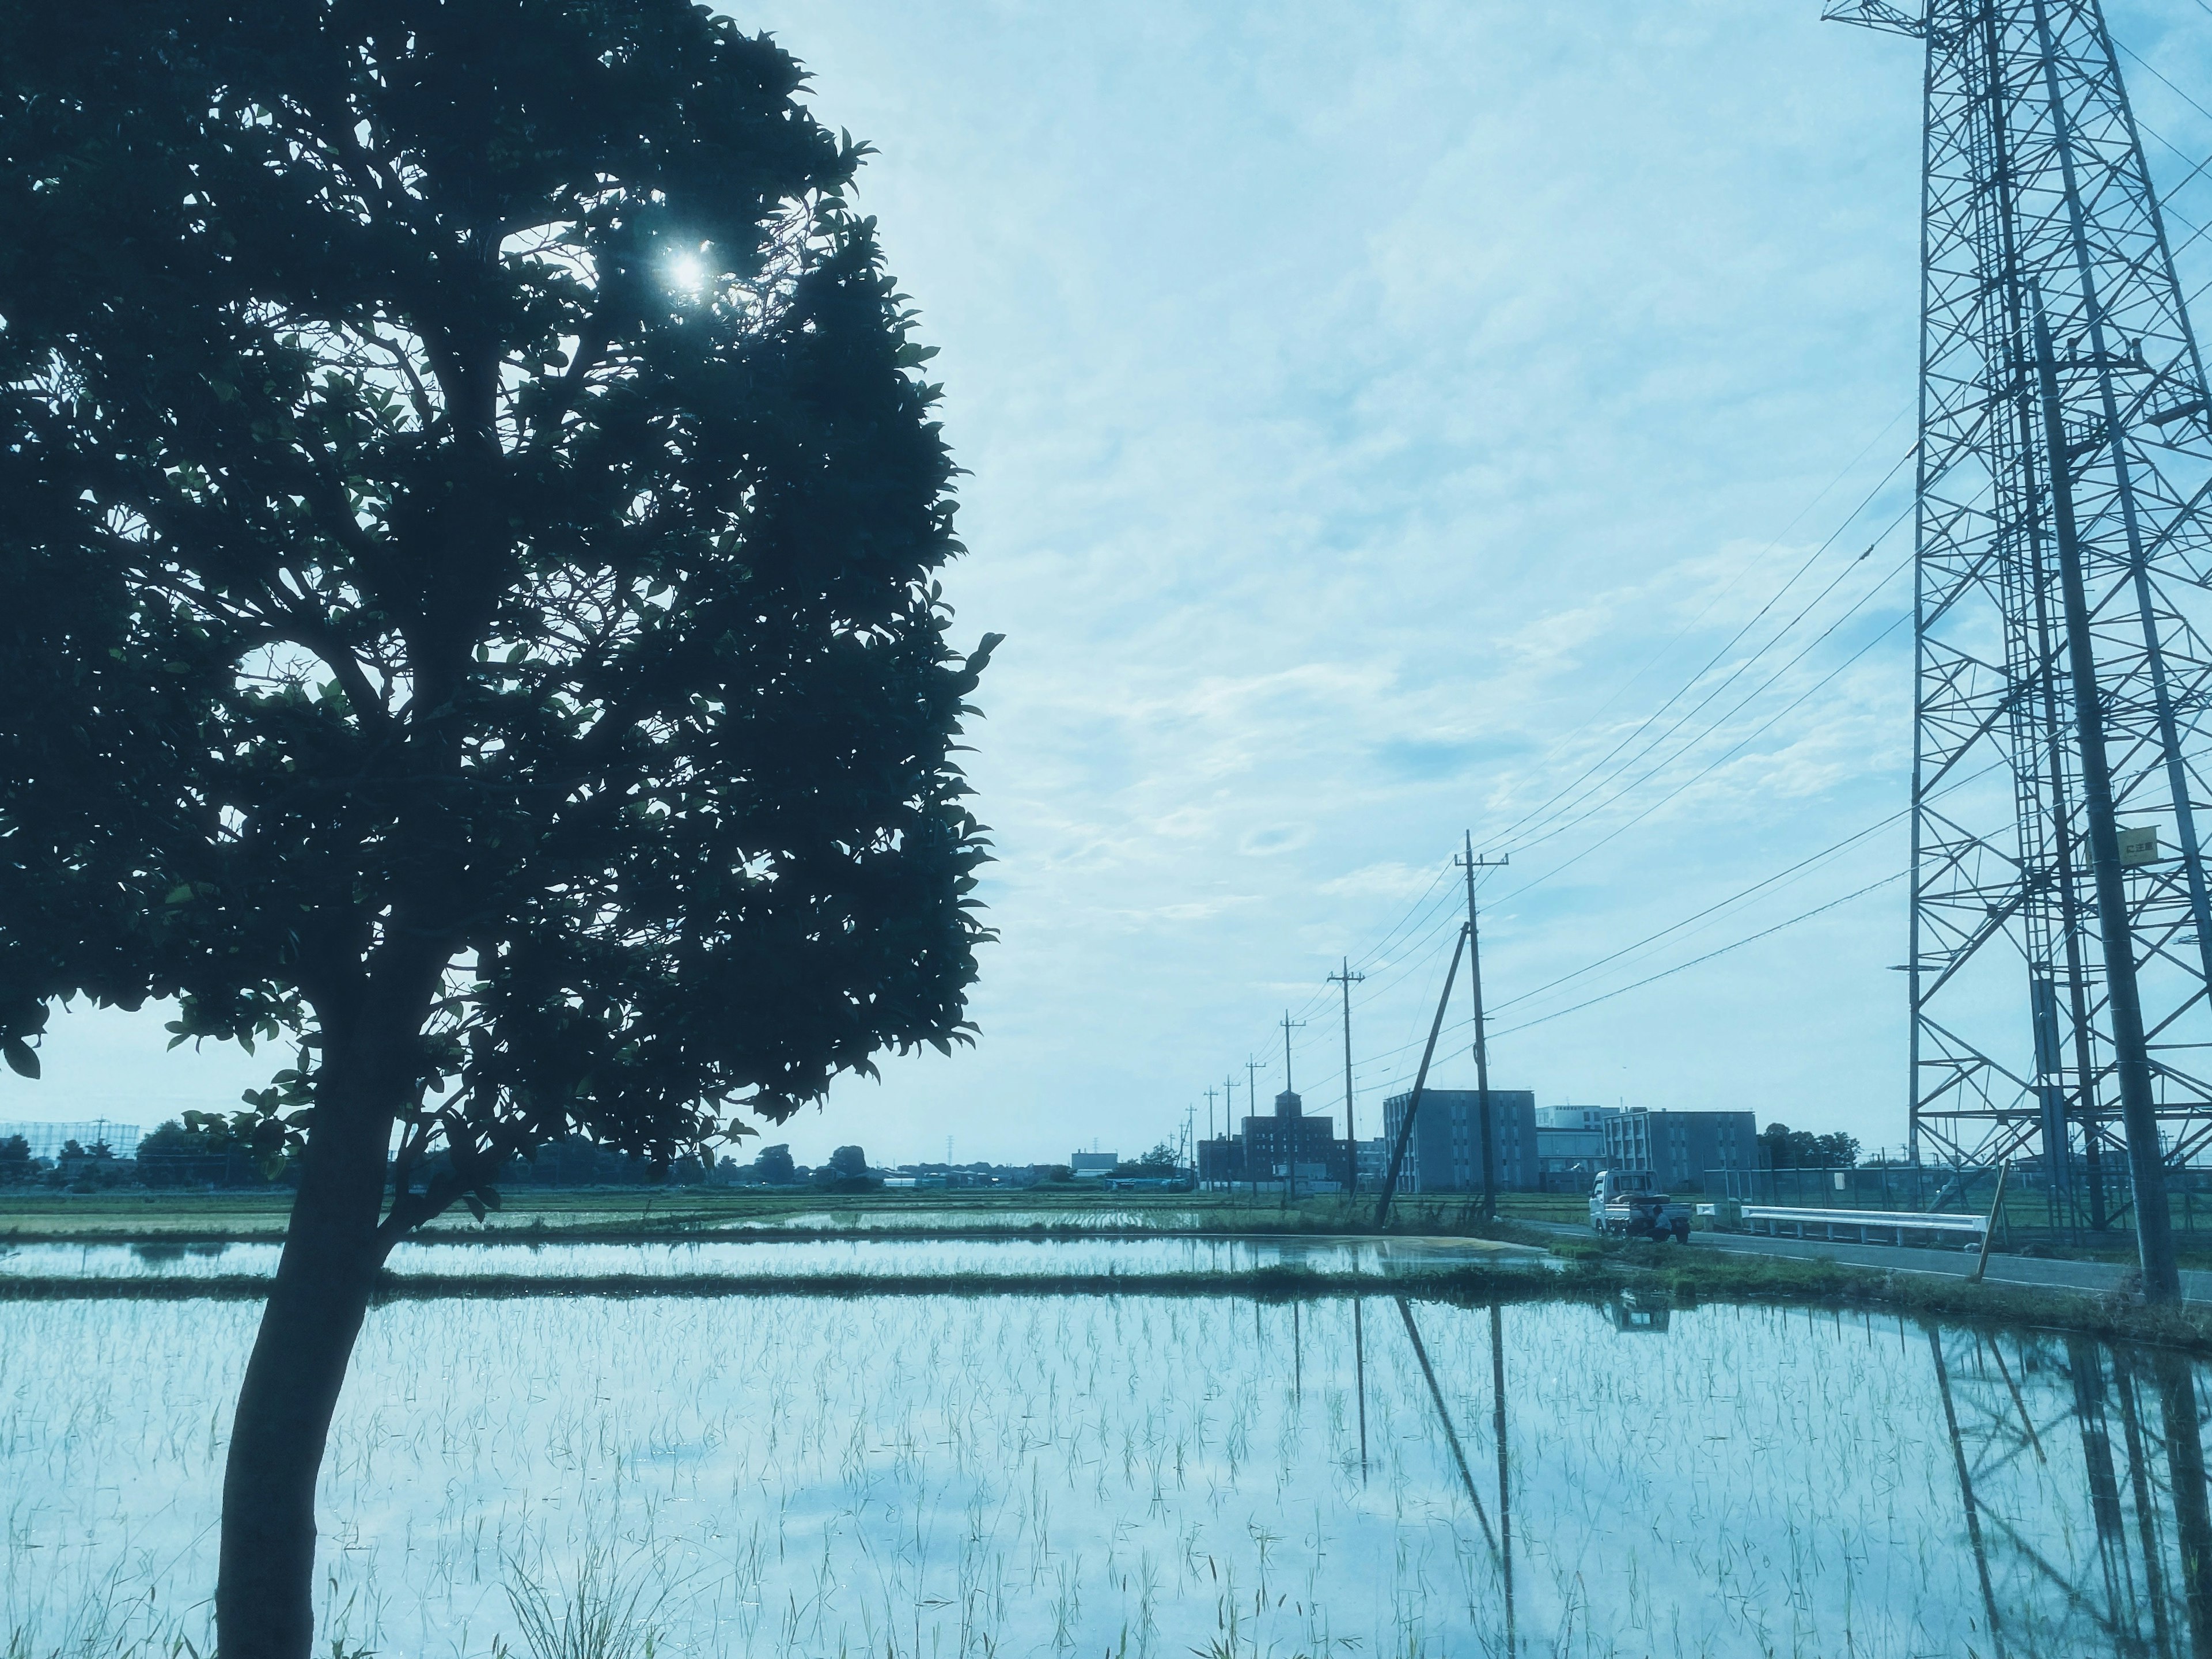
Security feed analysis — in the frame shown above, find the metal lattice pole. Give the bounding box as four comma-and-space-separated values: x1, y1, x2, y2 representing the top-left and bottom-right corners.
1832, 0, 2212, 1296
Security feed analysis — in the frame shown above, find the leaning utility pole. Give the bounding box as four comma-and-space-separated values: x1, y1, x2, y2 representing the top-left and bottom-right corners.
1457, 834, 1508, 1222
1376, 923, 1471, 1226
1830, 0, 2209, 1299
1279, 1010, 1306, 1208
1328, 957, 1366, 1193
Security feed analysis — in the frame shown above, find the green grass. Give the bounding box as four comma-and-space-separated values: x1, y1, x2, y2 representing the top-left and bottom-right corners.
12, 1231, 2212, 1353
0, 1186, 1582, 1244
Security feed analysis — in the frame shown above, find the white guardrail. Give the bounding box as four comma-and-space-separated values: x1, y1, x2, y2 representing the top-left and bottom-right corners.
1724, 1205, 1988, 1249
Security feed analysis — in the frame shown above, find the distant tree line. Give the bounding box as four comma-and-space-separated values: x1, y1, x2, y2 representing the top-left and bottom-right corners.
1111, 1142, 1183, 1178
0, 1123, 910, 1192
1759, 1123, 1863, 1169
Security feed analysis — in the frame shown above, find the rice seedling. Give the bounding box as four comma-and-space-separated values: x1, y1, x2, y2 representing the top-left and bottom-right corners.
3, 1281, 2206, 1655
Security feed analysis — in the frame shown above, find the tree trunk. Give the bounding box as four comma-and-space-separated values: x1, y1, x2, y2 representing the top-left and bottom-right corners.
215, 1066, 396, 1659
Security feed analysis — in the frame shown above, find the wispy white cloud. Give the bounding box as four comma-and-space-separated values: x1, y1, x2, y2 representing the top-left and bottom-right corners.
19, 1, 2212, 1173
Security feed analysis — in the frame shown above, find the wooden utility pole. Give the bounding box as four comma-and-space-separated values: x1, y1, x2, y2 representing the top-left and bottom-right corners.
1279, 1010, 1306, 1209
1376, 923, 1470, 1226
1328, 957, 1366, 1194
1457, 833, 1509, 1222
1223, 1073, 1238, 1201
1246, 1056, 1261, 1200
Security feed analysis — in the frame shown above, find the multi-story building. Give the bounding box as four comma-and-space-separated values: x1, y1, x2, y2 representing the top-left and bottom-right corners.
1535, 1105, 1616, 1188
1601, 1108, 1758, 1191
1536, 1104, 1619, 1132
1240, 1089, 1342, 1185
1200, 1089, 1345, 1189
1354, 1136, 1389, 1190
1378, 1088, 1538, 1193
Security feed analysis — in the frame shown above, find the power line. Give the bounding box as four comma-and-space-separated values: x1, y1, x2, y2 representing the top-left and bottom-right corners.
1476, 407, 1912, 839
1237, 405, 1921, 1090
1488, 872, 1904, 1040
1340, 753, 2005, 1081
1491, 555, 1913, 907
1479, 442, 1915, 855
1493, 499, 1914, 868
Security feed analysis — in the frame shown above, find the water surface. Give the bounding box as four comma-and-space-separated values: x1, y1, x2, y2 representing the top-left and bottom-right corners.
0, 1232, 1532, 1281
6, 1287, 2202, 1656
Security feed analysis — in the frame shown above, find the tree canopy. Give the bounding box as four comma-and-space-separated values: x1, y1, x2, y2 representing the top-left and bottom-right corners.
1, 8, 995, 1646
0, 0, 998, 1224
1759, 1123, 1862, 1169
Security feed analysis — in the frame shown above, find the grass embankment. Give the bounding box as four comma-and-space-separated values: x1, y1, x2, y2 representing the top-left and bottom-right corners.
14, 1189, 2212, 1348
1550, 1234, 2212, 1351
9, 1228, 2212, 1352
0, 1187, 1582, 1244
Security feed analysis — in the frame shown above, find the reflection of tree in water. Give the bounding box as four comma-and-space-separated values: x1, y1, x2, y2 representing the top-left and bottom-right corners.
1930, 1323, 2212, 1657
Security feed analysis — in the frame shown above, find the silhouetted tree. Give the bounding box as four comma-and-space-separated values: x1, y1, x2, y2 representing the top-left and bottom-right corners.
0, 4, 994, 1653
1759, 1123, 1862, 1169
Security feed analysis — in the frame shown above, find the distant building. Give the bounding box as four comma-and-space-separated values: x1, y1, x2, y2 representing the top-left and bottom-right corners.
1536, 1104, 1619, 1132
0, 1120, 141, 1160
1378, 1089, 1537, 1193
1241, 1089, 1340, 1185
1197, 1135, 1243, 1187
1200, 1089, 1347, 1189
1602, 1108, 1758, 1191
1535, 1105, 1618, 1187
1354, 1136, 1389, 1189
1069, 1152, 1119, 1180
1536, 1132, 1604, 1186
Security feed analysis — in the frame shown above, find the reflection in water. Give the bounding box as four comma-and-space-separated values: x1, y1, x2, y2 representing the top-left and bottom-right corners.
124, 1241, 230, 1268
1930, 1326, 2005, 1654
1353, 1296, 1369, 1482
1490, 1301, 1517, 1656
1389, 1298, 1518, 1650
10, 1294, 2212, 1654
1396, 1296, 1500, 1560
1930, 1323, 2212, 1657
2149, 1344, 2212, 1659
1607, 1289, 1672, 1333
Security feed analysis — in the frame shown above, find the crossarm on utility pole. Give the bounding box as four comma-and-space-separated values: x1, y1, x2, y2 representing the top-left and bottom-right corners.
1374, 923, 1469, 1228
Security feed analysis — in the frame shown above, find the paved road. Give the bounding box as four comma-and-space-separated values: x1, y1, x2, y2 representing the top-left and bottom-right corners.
1529, 1219, 2212, 1302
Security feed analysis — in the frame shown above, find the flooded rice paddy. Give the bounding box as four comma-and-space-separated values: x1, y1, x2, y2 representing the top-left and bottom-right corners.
0, 1233, 1535, 1282
9, 1276, 2211, 1657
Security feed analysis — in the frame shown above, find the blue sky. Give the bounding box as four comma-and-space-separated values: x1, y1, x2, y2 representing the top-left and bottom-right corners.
18, 1, 2212, 1170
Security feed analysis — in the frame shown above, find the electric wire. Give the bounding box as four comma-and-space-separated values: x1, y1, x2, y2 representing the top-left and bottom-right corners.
1494, 518, 1914, 882
1471, 406, 1912, 827
1491, 550, 1914, 907
1477, 441, 1915, 855
1220, 427, 1916, 1104
1487, 872, 1905, 1041
1237, 24, 2212, 1127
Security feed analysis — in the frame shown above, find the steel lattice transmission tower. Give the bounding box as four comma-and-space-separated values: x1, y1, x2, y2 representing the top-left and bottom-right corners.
1832, 1, 2212, 1258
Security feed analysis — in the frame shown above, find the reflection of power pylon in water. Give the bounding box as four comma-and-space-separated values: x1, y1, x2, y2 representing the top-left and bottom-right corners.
1928, 1323, 2212, 1656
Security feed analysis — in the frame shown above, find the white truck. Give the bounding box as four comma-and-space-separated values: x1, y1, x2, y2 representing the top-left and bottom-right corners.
1590, 1169, 1692, 1243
